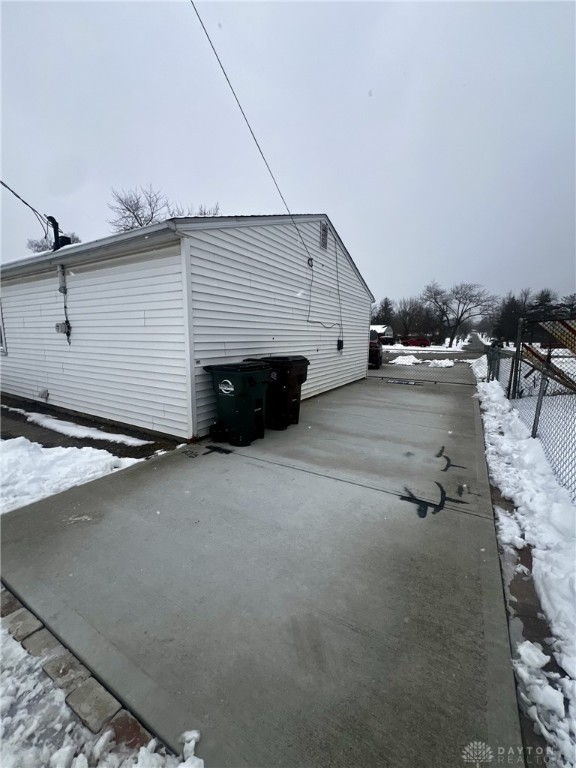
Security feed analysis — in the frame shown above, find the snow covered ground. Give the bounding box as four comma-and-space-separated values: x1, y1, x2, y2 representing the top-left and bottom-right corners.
380, 335, 474, 354
0, 625, 202, 768
0, 428, 201, 765
0, 437, 140, 515
475, 379, 576, 766
388, 355, 456, 367
470, 353, 576, 497
388, 346, 464, 354
470, 356, 489, 380
1, 405, 152, 446
386, 344, 468, 354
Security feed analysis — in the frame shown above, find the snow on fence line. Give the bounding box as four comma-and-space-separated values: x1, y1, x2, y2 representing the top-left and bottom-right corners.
475, 380, 576, 766
473, 352, 576, 501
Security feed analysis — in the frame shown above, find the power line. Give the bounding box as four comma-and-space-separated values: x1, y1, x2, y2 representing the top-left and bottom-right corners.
188, 3, 344, 336
188, 1, 314, 264
0, 179, 49, 237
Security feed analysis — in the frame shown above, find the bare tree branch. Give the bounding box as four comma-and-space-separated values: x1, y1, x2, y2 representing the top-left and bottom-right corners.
422, 281, 497, 346
107, 185, 220, 233
27, 232, 81, 253
394, 297, 435, 338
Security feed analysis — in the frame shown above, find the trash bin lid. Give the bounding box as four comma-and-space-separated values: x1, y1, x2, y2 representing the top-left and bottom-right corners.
204, 361, 271, 373
246, 355, 310, 366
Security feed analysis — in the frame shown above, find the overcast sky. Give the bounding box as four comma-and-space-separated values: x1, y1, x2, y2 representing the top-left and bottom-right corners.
2, 1, 574, 302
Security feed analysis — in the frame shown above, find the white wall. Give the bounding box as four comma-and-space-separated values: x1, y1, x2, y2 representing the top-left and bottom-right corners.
1, 246, 191, 438
187, 219, 372, 436
1, 221, 373, 440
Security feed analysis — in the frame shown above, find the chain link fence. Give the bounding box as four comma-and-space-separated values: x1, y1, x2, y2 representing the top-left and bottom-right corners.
487, 315, 576, 500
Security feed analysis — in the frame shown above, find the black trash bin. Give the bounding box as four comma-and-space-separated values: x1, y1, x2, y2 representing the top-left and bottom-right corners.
203, 361, 271, 446
244, 355, 310, 430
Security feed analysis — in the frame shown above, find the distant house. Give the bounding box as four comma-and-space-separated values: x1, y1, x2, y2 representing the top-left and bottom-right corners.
0, 215, 374, 439
370, 324, 394, 342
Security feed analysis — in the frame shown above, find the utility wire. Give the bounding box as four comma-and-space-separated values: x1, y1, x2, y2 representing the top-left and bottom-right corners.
188, 1, 314, 264
33, 211, 49, 239
1, 179, 49, 237
0, 179, 70, 242
305, 258, 342, 331
189, 2, 344, 335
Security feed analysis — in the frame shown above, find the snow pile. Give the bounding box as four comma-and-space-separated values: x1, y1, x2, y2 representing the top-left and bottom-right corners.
514, 641, 575, 766
0, 437, 140, 514
1, 405, 152, 446
470, 355, 488, 380
494, 507, 525, 550
393, 345, 466, 354
0, 625, 203, 767
476, 380, 576, 763
427, 359, 454, 368
445, 336, 470, 349
389, 356, 455, 368
389, 355, 422, 365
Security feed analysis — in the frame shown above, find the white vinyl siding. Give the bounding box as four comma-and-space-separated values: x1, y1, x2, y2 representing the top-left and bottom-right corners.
0, 246, 190, 438
188, 220, 371, 436
1, 217, 373, 440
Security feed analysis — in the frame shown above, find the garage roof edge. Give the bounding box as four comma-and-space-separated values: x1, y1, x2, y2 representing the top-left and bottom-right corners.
1, 215, 375, 301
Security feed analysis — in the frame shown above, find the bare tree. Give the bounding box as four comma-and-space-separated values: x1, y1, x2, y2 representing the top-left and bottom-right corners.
422, 281, 497, 347
107, 185, 220, 233
395, 297, 426, 337
518, 288, 532, 314
27, 232, 81, 253
474, 314, 495, 337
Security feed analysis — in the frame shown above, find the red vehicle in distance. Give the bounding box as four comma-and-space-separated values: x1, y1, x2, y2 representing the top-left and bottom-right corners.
401, 336, 431, 347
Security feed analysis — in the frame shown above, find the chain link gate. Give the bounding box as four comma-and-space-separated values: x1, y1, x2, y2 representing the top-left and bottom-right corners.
488, 314, 576, 500
368, 347, 480, 386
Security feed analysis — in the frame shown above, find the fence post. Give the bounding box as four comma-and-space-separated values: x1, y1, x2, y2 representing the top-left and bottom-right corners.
509, 318, 524, 399
487, 347, 494, 380
506, 353, 515, 397
531, 372, 548, 438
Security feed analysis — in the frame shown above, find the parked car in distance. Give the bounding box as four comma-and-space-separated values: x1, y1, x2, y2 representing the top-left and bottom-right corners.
369, 330, 383, 368
378, 334, 396, 345
401, 336, 431, 347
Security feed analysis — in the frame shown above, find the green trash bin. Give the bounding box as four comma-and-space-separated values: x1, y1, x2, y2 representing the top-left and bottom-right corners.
244, 355, 310, 430
203, 361, 271, 446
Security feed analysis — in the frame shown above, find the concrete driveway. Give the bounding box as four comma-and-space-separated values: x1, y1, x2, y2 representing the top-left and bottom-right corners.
1, 377, 521, 767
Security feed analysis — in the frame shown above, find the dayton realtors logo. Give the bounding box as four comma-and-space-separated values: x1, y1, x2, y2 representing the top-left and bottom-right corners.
462, 742, 555, 765
462, 742, 494, 767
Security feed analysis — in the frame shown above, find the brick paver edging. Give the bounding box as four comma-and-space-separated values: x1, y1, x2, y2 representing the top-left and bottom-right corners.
1, 581, 155, 751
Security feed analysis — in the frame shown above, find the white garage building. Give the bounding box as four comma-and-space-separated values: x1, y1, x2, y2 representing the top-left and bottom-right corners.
0, 215, 374, 439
